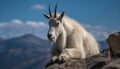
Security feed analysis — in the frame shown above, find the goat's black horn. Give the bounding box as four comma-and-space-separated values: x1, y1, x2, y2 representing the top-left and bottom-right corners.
54, 4, 58, 18
49, 5, 52, 17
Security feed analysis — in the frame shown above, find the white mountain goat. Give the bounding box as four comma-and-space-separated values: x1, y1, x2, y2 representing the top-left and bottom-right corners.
43, 5, 100, 62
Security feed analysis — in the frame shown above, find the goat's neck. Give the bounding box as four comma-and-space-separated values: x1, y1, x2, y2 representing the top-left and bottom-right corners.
56, 27, 66, 52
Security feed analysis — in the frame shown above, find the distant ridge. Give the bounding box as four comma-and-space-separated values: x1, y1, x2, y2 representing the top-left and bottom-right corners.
0, 34, 51, 69
0, 37, 5, 43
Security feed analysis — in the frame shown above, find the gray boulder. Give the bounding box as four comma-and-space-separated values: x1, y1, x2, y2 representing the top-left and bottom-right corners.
107, 32, 120, 57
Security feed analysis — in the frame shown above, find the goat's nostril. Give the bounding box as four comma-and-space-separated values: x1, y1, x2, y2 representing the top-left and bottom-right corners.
48, 33, 52, 38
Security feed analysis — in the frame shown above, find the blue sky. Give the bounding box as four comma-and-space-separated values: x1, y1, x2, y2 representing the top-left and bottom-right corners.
0, 0, 120, 40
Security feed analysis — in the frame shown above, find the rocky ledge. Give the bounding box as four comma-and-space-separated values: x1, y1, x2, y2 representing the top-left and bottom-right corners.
45, 32, 120, 69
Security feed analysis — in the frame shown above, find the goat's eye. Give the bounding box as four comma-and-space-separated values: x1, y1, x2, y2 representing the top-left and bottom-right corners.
55, 22, 59, 27
56, 22, 59, 25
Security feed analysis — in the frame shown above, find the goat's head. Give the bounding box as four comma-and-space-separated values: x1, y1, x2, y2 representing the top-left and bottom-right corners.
43, 4, 65, 42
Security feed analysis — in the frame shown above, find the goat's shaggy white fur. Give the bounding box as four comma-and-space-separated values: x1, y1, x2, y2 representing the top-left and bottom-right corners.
48, 14, 100, 62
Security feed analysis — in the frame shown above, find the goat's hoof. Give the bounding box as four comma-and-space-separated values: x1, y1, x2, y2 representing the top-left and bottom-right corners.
51, 56, 58, 62
58, 55, 67, 62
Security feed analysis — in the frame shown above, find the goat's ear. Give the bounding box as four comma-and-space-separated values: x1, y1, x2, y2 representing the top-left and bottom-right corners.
58, 11, 65, 21
43, 14, 50, 19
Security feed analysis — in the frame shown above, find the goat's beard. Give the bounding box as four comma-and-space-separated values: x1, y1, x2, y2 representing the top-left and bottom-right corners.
49, 37, 56, 43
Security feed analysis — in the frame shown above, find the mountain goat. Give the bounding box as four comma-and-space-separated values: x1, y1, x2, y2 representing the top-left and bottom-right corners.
43, 4, 100, 62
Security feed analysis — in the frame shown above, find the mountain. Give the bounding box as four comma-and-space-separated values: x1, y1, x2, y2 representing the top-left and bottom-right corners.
0, 37, 5, 43
4, 34, 50, 49
0, 34, 51, 69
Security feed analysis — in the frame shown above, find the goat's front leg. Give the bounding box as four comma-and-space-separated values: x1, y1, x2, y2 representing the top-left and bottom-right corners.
50, 44, 61, 62
46, 49, 60, 67
50, 50, 60, 62
58, 47, 86, 62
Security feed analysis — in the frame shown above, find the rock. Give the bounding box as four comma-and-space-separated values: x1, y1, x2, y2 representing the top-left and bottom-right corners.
45, 49, 111, 69
107, 32, 120, 57
45, 49, 120, 69
86, 50, 111, 69
102, 59, 120, 69
45, 59, 86, 69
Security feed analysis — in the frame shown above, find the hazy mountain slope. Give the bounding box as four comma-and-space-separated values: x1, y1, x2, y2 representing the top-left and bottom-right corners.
0, 34, 51, 69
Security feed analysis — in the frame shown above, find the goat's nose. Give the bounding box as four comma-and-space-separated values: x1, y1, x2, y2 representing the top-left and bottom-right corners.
48, 33, 52, 38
